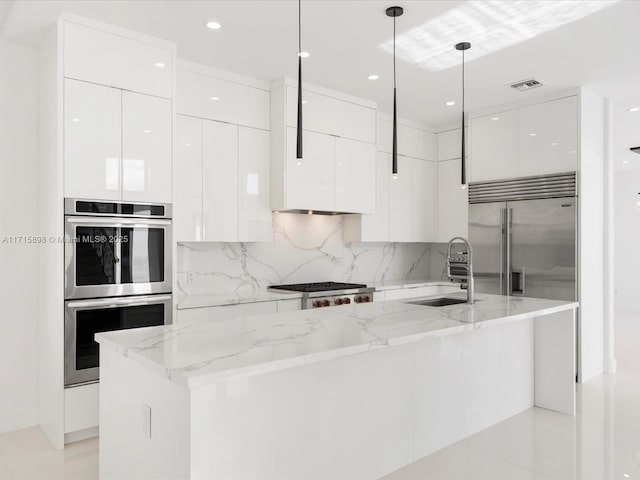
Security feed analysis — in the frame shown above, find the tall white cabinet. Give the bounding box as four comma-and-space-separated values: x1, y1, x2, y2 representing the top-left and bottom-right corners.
174, 61, 272, 243
37, 15, 176, 448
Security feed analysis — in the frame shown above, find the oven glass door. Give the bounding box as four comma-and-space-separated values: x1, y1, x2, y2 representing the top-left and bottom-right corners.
65, 295, 172, 386
65, 217, 172, 299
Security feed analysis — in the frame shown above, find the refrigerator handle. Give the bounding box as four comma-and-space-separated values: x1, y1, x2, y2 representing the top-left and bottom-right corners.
499, 208, 505, 295
504, 207, 513, 296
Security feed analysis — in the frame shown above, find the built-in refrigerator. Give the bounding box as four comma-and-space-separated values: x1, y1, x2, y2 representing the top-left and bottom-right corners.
468, 172, 577, 302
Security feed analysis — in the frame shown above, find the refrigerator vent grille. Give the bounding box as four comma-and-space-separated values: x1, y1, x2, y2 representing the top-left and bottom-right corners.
468, 172, 577, 204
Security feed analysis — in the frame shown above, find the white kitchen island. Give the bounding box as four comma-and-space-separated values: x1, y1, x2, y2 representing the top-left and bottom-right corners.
96, 293, 577, 479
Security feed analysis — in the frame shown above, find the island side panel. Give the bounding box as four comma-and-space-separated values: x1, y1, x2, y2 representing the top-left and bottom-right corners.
534, 308, 577, 415
413, 318, 535, 458
189, 344, 416, 480
99, 348, 191, 479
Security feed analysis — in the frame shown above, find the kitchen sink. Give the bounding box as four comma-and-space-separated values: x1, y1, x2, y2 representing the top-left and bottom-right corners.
408, 297, 470, 307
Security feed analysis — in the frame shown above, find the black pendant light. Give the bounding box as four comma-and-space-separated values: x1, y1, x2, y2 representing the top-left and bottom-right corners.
386, 6, 403, 179
455, 41, 471, 189
296, 0, 303, 165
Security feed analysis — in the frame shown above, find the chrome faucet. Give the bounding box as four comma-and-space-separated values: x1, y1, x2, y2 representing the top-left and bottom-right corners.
446, 237, 474, 304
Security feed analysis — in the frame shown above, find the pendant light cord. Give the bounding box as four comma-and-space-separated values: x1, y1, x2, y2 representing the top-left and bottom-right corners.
393, 16, 396, 89
462, 48, 465, 114
298, 0, 301, 55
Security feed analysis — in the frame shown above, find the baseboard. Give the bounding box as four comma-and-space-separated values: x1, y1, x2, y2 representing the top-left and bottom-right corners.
64, 425, 99, 444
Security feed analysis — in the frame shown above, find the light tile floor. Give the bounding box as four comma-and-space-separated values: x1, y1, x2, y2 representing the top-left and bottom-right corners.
1, 310, 638, 480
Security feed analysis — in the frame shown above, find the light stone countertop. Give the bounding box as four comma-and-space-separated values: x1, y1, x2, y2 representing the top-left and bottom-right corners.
97, 293, 578, 389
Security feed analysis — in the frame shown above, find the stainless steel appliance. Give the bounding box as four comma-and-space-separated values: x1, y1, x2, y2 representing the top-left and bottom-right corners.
468, 172, 577, 301
64, 294, 172, 386
63, 198, 173, 386
64, 198, 172, 299
269, 282, 375, 309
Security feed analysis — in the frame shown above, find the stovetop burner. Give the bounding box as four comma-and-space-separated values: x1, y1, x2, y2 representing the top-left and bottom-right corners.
270, 282, 368, 293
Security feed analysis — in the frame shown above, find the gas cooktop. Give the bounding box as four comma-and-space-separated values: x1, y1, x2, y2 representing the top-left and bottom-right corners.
269, 282, 368, 293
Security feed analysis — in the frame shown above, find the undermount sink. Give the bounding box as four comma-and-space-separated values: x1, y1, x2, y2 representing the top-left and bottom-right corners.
408, 297, 471, 307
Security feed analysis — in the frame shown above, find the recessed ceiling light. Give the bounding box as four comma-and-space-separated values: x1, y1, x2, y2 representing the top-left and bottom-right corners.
209, 96, 219, 101
72, 118, 80, 122
368, 74, 379, 80
630, 107, 640, 112
551, 142, 559, 146
206, 21, 221, 30
143, 129, 151, 134
529, 133, 537, 136
491, 117, 499, 121
298, 51, 310, 58
153, 62, 166, 69
445, 101, 456, 106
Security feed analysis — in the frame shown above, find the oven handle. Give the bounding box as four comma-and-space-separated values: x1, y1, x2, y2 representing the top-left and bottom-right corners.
67, 295, 172, 309
65, 217, 171, 227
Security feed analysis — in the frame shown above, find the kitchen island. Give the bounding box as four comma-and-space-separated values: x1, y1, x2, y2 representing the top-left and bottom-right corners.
96, 293, 577, 479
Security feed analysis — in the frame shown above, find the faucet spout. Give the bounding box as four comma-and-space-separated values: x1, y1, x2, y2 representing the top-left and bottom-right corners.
446, 237, 474, 304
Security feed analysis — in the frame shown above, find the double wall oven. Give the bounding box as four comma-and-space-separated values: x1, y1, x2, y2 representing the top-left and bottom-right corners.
64, 199, 172, 387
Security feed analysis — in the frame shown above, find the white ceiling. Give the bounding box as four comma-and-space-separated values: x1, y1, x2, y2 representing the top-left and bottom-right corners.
2, 0, 640, 127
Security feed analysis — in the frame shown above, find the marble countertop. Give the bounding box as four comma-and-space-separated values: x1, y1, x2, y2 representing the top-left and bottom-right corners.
97, 293, 578, 389
176, 278, 454, 309
176, 290, 303, 310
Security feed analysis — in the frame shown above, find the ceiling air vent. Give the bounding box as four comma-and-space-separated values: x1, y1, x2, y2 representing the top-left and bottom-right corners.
509, 78, 543, 92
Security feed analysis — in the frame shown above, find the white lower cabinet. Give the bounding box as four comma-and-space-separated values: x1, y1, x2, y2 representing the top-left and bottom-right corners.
64, 383, 99, 435
175, 115, 271, 242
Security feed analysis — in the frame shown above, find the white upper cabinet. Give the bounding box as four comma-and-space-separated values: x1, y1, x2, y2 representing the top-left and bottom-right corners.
412, 159, 436, 242
470, 109, 519, 182
238, 127, 272, 242
64, 79, 122, 200
121, 92, 172, 203
436, 158, 468, 242
389, 156, 413, 242
285, 127, 335, 212
285, 87, 376, 143
63, 21, 173, 99
437, 128, 463, 161
177, 69, 270, 130
202, 121, 239, 242
518, 96, 578, 177
335, 138, 376, 214
175, 115, 203, 242
271, 79, 377, 213
377, 118, 436, 160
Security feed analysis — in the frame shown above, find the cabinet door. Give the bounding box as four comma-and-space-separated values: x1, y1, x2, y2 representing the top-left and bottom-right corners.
175, 115, 203, 242
122, 92, 172, 203
238, 127, 272, 242
334, 137, 376, 214
437, 128, 462, 161
202, 120, 238, 241
64, 79, 121, 200
436, 159, 469, 242
285, 127, 335, 211
388, 156, 413, 242
518, 96, 578, 177
470, 109, 518, 182
64, 21, 173, 99
364, 152, 391, 240
378, 119, 435, 161
412, 158, 436, 242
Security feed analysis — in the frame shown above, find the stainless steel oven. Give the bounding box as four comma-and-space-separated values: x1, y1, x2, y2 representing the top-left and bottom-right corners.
64, 198, 172, 300
64, 294, 172, 386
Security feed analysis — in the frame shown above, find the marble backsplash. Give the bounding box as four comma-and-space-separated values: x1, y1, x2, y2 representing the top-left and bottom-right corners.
177, 213, 448, 296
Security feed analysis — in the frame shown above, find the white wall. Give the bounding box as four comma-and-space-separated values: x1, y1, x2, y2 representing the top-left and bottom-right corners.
0, 39, 39, 433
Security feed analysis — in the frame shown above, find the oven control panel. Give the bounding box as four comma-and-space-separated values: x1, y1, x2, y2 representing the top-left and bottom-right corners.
310, 294, 373, 309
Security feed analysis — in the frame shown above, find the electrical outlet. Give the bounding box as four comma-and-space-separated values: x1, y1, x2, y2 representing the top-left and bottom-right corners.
142, 404, 152, 439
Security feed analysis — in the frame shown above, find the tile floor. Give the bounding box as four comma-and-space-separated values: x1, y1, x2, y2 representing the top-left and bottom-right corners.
0, 310, 638, 480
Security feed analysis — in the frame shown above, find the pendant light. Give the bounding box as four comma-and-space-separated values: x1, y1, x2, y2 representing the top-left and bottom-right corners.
386, 6, 403, 179
296, 0, 303, 166
455, 42, 471, 189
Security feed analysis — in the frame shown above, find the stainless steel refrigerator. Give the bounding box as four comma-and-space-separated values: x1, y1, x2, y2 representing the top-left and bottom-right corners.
468, 172, 577, 301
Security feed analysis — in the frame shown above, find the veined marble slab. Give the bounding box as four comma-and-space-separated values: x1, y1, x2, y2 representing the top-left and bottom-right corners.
176, 290, 303, 310
96, 294, 578, 389
371, 278, 456, 291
